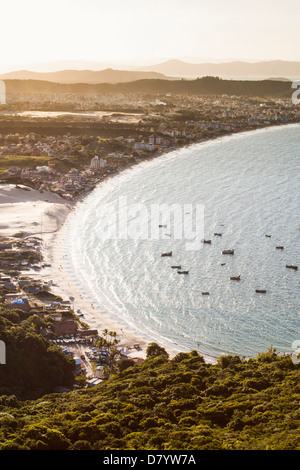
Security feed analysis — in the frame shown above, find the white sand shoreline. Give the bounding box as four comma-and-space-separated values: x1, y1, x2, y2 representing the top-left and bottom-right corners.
41, 205, 152, 359
37, 177, 218, 363
0, 182, 180, 360
1, 124, 298, 364
0, 178, 217, 362
44, 197, 202, 360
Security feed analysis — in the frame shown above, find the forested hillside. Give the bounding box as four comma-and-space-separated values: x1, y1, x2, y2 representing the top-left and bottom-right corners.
4, 76, 293, 98
0, 309, 75, 399
0, 343, 299, 450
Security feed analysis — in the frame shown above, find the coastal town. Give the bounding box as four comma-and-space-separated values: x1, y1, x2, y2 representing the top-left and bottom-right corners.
1, 93, 300, 199
1, 0, 300, 451
0, 90, 300, 389
0, 232, 145, 388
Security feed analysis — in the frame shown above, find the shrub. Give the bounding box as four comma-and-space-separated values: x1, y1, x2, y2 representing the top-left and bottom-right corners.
217, 354, 242, 369
146, 343, 169, 358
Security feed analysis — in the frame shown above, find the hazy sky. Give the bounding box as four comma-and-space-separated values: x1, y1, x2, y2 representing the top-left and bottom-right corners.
1, 0, 299, 67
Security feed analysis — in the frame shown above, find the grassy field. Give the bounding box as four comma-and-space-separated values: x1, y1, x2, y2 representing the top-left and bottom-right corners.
0, 154, 49, 173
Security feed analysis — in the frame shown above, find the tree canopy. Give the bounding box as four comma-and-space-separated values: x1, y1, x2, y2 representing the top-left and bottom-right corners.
0, 345, 299, 450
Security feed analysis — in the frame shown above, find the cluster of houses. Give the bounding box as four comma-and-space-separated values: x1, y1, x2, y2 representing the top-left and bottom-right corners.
3, 286, 103, 385
2, 160, 103, 200
0, 243, 101, 384
0, 237, 41, 271
1, 93, 300, 201
6, 91, 156, 112
1, 92, 299, 389
0, 236, 143, 386
0, 132, 79, 158
1, 269, 138, 386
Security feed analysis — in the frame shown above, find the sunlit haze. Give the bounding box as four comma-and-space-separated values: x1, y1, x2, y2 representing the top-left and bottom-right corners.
1, 0, 299, 70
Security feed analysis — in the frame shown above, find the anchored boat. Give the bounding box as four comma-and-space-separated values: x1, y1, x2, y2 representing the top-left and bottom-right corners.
222, 249, 234, 255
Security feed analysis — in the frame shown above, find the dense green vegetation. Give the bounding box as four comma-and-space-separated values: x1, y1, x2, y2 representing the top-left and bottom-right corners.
0, 340, 299, 450
0, 309, 75, 400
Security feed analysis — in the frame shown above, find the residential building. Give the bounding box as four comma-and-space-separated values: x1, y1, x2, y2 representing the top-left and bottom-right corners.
90, 156, 106, 168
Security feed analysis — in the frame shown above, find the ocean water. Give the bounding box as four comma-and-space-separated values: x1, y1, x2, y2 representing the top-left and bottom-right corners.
65, 124, 300, 360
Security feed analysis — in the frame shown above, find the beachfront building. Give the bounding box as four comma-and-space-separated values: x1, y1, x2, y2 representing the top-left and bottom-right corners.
90, 156, 106, 169
134, 141, 154, 151
4, 293, 31, 311
149, 134, 162, 146
52, 320, 78, 337
0, 80, 6, 105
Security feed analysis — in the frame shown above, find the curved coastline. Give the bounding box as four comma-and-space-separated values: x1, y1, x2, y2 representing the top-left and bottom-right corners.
41, 202, 151, 359
41, 122, 300, 363
41, 151, 215, 361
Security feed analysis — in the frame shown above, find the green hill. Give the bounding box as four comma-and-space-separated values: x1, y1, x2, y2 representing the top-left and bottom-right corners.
4, 76, 294, 98
0, 342, 299, 450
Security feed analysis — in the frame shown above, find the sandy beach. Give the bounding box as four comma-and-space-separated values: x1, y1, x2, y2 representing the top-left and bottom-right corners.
0, 184, 71, 238
0, 183, 151, 359
41, 211, 150, 359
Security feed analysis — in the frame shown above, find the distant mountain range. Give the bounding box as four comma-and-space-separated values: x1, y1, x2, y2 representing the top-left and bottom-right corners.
0, 58, 251, 74
137, 60, 300, 78
1, 60, 300, 83
0, 68, 176, 84
0, 60, 300, 83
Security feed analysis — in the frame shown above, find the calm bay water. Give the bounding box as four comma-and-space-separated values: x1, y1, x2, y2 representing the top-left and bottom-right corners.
65, 124, 300, 360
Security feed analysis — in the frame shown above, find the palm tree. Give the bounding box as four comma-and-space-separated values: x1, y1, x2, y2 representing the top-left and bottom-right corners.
102, 329, 108, 345
108, 331, 117, 346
